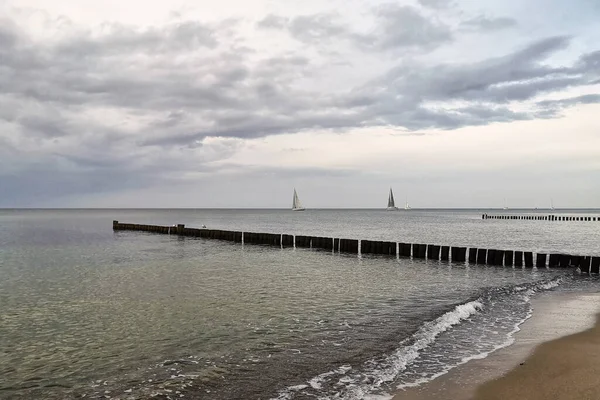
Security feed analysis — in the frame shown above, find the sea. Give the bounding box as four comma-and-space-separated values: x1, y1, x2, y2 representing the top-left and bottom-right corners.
1, 208, 600, 400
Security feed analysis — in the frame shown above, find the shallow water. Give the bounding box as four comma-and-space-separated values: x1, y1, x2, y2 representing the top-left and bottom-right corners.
1, 209, 599, 399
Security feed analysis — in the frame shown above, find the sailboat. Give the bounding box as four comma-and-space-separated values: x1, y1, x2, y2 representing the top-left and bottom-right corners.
404, 198, 411, 210
503, 198, 508, 210
292, 189, 305, 211
550, 198, 555, 212
386, 188, 398, 211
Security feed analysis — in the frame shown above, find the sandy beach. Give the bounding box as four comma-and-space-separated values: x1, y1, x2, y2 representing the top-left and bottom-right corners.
394, 291, 600, 400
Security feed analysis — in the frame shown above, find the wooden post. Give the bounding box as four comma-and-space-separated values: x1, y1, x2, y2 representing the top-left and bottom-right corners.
549, 254, 560, 268
451, 246, 459, 262
312, 236, 322, 249
441, 246, 450, 261
341, 238, 348, 252
494, 250, 504, 266
400, 243, 411, 257
386, 241, 397, 256
234, 231, 243, 243
477, 249, 487, 264
581, 256, 592, 274
413, 244, 425, 258
410, 243, 418, 258
347, 239, 359, 254
486, 249, 496, 265
339, 238, 346, 252
113, 220, 119, 230
536, 253, 547, 269
570, 255, 581, 269
177, 224, 185, 235
468, 248, 477, 263
514, 251, 523, 267
591, 257, 600, 274
296, 235, 311, 248
452, 247, 467, 262
504, 250, 514, 267
362, 240, 372, 254
559, 254, 571, 268
272, 234, 282, 247
428, 244, 440, 260
524, 252, 534, 268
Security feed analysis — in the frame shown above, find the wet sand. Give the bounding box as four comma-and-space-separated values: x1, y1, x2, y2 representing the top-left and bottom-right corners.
393, 291, 600, 400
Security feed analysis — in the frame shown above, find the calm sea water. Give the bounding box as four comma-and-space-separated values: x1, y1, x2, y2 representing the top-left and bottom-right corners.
1, 209, 600, 400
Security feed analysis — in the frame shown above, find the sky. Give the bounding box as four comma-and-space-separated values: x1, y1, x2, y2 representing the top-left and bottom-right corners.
1, 0, 599, 208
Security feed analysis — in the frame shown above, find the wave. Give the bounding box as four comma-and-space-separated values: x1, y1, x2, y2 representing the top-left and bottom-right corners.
272, 277, 563, 400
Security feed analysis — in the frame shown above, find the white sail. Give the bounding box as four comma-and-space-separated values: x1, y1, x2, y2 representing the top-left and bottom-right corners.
405, 198, 411, 210
387, 188, 395, 208
292, 189, 305, 211
386, 188, 398, 210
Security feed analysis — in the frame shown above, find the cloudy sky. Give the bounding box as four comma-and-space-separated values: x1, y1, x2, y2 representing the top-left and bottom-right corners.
1, 0, 599, 208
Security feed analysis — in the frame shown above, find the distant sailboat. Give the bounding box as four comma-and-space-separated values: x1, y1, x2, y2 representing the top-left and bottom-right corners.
503, 198, 508, 210
551, 198, 555, 212
404, 198, 411, 210
386, 188, 398, 211
292, 189, 305, 211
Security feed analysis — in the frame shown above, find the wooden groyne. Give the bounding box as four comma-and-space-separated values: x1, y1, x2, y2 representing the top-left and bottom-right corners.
483, 214, 599, 221
112, 221, 600, 274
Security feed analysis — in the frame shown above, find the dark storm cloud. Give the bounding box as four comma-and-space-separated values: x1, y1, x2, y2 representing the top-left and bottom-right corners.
460, 16, 518, 31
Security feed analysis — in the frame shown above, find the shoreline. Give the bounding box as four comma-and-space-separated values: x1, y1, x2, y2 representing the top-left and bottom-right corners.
393, 290, 600, 400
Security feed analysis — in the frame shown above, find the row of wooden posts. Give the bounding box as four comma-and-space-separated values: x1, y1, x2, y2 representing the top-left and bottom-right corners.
112, 221, 600, 273
483, 214, 599, 221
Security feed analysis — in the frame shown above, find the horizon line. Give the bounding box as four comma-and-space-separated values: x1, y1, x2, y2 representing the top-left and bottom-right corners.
1, 207, 600, 211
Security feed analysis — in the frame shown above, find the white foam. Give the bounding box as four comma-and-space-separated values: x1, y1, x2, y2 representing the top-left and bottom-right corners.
309, 366, 352, 390
272, 384, 309, 400
272, 300, 483, 400
395, 278, 561, 391
537, 279, 561, 291
397, 307, 532, 390
271, 277, 563, 400
341, 300, 484, 399
363, 394, 394, 400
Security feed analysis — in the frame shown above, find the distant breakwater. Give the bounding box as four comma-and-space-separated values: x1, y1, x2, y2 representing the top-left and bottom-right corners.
483, 214, 599, 221
112, 221, 600, 274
